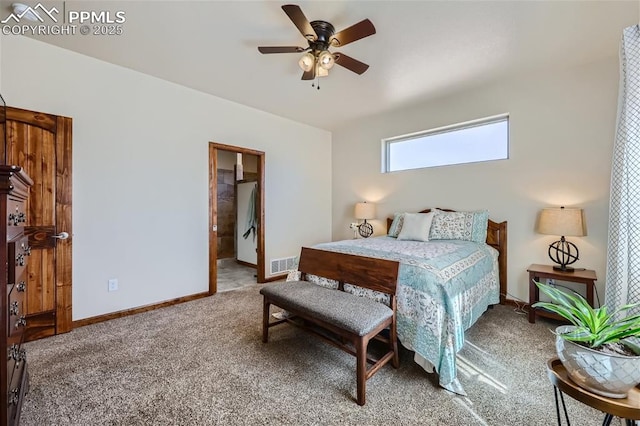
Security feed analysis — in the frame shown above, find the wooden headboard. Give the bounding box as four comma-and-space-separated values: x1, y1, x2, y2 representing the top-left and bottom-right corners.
386, 209, 508, 305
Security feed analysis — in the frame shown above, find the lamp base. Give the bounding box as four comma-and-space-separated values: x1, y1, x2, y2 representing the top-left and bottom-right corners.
357, 222, 373, 238
548, 238, 579, 274
552, 265, 575, 273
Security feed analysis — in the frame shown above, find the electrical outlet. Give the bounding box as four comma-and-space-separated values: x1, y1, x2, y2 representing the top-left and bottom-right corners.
108, 278, 118, 292
548, 278, 555, 286
349, 222, 359, 230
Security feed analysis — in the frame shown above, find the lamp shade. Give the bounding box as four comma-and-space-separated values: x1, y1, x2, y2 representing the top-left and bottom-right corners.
537, 207, 586, 237
354, 202, 376, 220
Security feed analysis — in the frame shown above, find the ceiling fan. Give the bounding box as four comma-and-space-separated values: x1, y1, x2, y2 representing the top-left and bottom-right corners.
258, 4, 376, 86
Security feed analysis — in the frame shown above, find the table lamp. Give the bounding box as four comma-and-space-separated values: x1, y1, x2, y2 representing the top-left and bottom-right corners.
354, 202, 376, 238
537, 206, 586, 272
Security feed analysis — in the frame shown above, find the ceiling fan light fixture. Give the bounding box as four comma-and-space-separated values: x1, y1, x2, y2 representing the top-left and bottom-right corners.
257, 5, 375, 85
298, 52, 314, 72
318, 50, 335, 70
317, 66, 329, 77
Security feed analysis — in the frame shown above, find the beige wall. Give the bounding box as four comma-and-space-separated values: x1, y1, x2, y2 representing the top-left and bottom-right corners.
331, 57, 620, 303
1, 36, 332, 321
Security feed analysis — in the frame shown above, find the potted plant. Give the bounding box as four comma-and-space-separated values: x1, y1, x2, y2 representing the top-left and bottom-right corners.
533, 281, 640, 398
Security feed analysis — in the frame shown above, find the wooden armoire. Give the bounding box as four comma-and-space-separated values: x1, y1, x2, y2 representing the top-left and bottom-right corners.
0, 165, 32, 425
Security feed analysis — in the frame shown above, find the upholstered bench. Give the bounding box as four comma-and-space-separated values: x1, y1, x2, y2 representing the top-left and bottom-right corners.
260, 247, 400, 406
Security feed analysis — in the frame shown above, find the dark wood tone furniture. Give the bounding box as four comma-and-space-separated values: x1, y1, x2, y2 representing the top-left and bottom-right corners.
547, 358, 640, 425
386, 208, 508, 304
528, 264, 596, 323
261, 247, 400, 406
0, 165, 33, 426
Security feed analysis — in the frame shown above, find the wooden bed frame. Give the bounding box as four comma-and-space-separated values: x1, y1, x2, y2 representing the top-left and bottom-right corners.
386, 209, 508, 304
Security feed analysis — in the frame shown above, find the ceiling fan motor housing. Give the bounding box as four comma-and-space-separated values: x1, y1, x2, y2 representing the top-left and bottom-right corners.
309, 20, 335, 51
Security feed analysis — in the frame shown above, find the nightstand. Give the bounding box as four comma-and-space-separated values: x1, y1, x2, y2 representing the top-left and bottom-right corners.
527, 264, 597, 324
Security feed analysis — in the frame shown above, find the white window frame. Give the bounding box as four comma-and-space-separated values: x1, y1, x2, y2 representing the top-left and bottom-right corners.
382, 114, 509, 173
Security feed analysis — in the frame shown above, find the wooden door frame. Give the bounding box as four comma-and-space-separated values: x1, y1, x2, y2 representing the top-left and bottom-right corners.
209, 142, 265, 294
3, 106, 73, 336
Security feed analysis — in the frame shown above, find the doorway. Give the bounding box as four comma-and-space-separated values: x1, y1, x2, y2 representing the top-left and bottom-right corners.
209, 142, 265, 294
3, 106, 73, 341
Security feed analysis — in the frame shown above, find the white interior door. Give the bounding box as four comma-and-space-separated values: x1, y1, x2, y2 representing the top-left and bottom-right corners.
237, 181, 257, 265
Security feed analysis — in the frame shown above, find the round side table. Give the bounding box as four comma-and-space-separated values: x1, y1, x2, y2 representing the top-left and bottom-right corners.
547, 358, 640, 426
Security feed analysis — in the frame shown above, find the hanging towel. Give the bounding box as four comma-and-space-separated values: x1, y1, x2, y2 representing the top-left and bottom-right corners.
243, 183, 257, 241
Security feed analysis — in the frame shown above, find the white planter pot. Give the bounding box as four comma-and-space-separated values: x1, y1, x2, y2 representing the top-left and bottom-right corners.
556, 325, 640, 398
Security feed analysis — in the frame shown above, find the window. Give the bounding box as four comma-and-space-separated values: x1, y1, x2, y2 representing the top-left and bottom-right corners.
382, 114, 509, 173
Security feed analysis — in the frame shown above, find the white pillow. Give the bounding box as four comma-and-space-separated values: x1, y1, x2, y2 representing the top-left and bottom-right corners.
397, 212, 435, 242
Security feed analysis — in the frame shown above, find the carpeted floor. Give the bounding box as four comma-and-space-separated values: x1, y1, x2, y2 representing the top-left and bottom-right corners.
20, 285, 608, 426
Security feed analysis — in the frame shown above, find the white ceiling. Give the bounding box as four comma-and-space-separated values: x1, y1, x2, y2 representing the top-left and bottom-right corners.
13, 0, 640, 131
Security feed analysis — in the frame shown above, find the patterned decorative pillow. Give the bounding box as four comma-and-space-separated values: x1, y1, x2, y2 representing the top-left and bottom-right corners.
306, 274, 339, 290
286, 270, 301, 282
429, 209, 489, 243
388, 213, 406, 237
344, 284, 391, 307
286, 270, 339, 289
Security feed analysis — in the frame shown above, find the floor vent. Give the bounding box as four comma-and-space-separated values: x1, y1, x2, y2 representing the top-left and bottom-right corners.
270, 256, 297, 275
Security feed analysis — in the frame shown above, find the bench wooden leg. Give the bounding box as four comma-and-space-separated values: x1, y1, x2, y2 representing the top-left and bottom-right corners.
391, 320, 399, 368
262, 298, 270, 343
356, 337, 367, 406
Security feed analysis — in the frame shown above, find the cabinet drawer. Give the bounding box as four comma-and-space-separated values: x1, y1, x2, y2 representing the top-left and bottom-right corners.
8, 315, 26, 338
6, 199, 26, 241
7, 277, 26, 338
7, 359, 26, 425
7, 236, 30, 284
6, 338, 25, 390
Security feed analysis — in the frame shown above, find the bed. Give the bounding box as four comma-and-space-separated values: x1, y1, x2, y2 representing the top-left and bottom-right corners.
307, 208, 507, 395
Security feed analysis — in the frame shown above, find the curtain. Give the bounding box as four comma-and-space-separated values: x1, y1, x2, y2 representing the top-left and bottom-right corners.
605, 25, 640, 313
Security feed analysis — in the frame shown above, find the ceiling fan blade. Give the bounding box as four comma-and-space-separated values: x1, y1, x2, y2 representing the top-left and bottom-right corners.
334, 53, 370, 75
331, 19, 376, 47
258, 46, 305, 54
282, 4, 317, 41
301, 67, 316, 80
